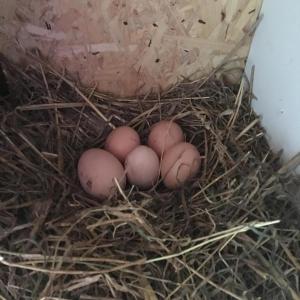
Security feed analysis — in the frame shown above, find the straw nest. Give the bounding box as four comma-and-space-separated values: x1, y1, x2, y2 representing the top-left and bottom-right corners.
0, 55, 300, 300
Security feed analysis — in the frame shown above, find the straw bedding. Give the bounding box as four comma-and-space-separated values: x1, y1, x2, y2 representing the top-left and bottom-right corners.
0, 56, 299, 300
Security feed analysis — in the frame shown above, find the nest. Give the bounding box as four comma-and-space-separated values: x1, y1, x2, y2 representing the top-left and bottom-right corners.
0, 56, 300, 300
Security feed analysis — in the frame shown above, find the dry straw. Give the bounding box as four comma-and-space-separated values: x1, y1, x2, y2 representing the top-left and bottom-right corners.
0, 55, 299, 299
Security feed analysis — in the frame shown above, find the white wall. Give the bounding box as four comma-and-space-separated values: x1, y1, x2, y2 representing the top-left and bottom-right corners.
246, 0, 300, 164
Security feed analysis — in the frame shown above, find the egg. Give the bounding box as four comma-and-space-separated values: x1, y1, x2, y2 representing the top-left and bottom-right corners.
78, 148, 126, 199
161, 142, 201, 189
125, 145, 160, 189
148, 120, 184, 157
105, 126, 140, 162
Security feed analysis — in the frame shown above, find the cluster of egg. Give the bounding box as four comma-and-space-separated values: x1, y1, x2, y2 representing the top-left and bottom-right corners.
77, 121, 201, 199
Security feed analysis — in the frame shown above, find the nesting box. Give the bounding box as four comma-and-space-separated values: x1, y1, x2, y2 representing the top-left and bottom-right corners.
0, 0, 261, 96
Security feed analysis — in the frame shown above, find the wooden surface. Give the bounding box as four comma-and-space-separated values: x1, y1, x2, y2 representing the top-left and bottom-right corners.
0, 0, 262, 96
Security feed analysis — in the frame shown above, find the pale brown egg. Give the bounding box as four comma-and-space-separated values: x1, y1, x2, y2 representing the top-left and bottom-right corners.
161, 142, 201, 189
78, 148, 126, 199
105, 126, 140, 162
125, 145, 160, 189
148, 120, 184, 157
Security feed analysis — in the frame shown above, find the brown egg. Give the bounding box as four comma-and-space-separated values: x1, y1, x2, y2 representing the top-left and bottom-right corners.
161, 142, 201, 189
78, 148, 126, 199
125, 145, 160, 189
105, 126, 140, 162
148, 120, 184, 157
